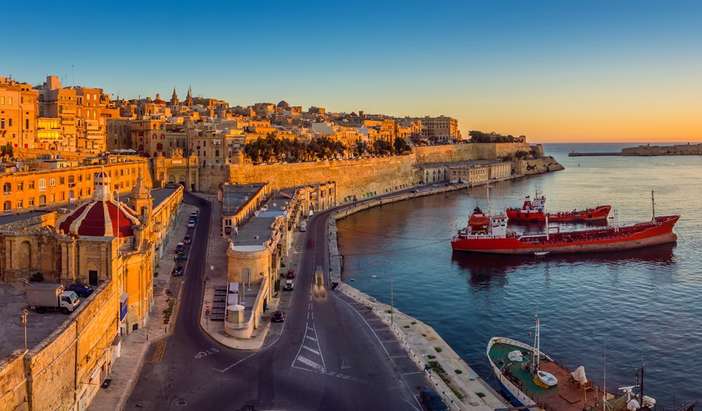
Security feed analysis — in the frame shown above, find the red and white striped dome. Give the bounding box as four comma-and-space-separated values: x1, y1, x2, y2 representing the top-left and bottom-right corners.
58, 171, 141, 238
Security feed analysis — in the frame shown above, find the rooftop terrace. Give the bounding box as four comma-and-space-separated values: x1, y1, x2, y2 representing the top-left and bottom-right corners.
222, 183, 266, 216
0, 284, 68, 359
232, 190, 295, 247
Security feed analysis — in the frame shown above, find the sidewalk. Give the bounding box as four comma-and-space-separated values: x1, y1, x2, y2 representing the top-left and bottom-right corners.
89, 203, 197, 411
195, 193, 304, 350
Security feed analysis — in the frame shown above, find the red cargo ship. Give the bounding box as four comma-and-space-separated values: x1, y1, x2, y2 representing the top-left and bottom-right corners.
452, 204, 678, 255
506, 193, 611, 223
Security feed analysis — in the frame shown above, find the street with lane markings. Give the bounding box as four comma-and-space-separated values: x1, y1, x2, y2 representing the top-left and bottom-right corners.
127, 192, 431, 411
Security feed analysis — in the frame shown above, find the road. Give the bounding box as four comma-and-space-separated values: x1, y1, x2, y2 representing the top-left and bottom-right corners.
127, 192, 431, 411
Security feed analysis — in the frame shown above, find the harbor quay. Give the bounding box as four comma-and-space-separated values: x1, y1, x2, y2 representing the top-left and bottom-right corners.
326, 183, 512, 410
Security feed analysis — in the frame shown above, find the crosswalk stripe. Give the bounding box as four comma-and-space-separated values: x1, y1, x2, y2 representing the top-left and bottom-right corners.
296, 356, 322, 370
302, 345, 321, 356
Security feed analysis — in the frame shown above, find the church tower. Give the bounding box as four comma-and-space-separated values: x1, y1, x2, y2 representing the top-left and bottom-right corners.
170, 87, 179, 106
131, 173, 152, 223
185, 86, 193, 106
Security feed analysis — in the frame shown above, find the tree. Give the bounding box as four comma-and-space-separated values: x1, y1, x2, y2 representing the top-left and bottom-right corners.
372, 139, 393, 156
393, 137, 411, 154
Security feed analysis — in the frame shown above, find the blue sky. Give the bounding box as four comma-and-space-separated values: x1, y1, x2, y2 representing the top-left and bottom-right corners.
2, 0, 701, 141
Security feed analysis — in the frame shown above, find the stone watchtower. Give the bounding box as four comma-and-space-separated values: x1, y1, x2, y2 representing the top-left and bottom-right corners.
131, 174, 152, 223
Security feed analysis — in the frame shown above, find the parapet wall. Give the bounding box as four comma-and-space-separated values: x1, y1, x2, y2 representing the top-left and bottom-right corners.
0, 279, 118, 411
228, 155, 418, 202
226, 143, 539, 200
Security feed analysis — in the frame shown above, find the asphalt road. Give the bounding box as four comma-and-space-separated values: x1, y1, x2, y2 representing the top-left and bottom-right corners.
127, 192, 430, 411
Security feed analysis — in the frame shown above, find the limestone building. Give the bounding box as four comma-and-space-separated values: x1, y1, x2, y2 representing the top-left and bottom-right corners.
0, 170, 183, 411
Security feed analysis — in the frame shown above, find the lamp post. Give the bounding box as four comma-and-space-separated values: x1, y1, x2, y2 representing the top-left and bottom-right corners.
20, 309, 29, 351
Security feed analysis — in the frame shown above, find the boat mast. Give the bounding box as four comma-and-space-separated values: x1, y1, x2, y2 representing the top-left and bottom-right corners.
639, 365, 644, 407
651, 190, 655, 222
532, 316, 540, 374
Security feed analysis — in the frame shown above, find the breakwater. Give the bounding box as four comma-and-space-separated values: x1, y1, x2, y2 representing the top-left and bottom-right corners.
569, 142, 702, 157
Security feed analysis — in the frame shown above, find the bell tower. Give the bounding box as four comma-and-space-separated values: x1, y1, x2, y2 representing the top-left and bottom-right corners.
131, 173, 152, 223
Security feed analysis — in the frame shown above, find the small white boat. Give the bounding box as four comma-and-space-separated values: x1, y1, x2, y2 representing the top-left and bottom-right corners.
534, 251, 550, 257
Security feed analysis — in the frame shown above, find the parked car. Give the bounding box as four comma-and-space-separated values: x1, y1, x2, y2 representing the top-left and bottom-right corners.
183, 235, 191, 245
418, 389, 448, 411
175, 252, 187, 262
187, 221, 196, 228
172, 266, 184, 277
271, 310, 285, 323
175, 242, 185, 253
285, 270, 295, 279
67, 283, 94, 298
283, 279, 294, 291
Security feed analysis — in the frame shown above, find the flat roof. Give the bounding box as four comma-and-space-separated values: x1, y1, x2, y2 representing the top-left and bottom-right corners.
232, 191, 291, 246
121, 187, 179, 209
150, 187, 178, 208
0, 284, 67, 359
222, 183, 266, 215
0, 210, 50, 227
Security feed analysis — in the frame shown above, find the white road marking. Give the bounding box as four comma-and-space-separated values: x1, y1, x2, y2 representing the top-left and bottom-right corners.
297, 356, 323, 370
305, 335, 318, 342
302, 345, 320, 355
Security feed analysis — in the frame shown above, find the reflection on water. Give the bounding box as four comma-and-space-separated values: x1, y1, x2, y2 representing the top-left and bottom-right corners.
337, 144, 701, 407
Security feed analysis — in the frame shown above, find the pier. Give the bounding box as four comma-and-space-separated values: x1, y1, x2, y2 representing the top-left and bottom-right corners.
568, 151, 622, 157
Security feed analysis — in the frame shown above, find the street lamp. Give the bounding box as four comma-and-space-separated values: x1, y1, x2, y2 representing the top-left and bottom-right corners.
20, 309, 29, 351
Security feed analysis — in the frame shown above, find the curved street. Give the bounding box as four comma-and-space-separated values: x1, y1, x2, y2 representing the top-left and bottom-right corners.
127, 193, 430, 411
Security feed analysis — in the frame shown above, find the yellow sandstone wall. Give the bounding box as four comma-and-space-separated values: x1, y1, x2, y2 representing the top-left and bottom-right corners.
25, 319, 77, 411
0, 352, 28, 411
1, 280, 118, 411
228, 155, 419, 202
226, 143, 538, 200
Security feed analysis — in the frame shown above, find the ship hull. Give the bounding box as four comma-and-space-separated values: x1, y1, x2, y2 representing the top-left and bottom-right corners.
486, 337, 545, 408
452, 216, 678, 255
506, 205, 611, 223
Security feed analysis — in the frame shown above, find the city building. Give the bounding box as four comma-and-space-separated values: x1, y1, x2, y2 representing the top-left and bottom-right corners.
420, 116, 461, 143
224, 182, 335, 339
0, 76, 38, 149
0, 172, 183, 411
0, 155, 150, 214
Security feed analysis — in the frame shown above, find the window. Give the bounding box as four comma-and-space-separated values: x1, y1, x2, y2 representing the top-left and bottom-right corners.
17, 182, 23, 191
25, 118, 29, 129
3, 201, 10, 211
60, 177, 65, 185
38, 179, 46, 192
3, 182, 11, 194
9, 118, 13, 127
49, 178, 56, 187
28, 198, 34, 207
17, 200, 22, 209
28, 180, 35, 189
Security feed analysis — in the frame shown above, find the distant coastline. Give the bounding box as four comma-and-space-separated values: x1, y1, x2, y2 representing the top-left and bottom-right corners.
568, 142, 702, 157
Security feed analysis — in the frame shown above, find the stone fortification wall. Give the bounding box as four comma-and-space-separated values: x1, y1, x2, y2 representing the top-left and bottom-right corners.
225, 143, 543, 200
0, 280, 118, 411
0, 352, 28, 411
515, 156, 564, 176
621, 143, 702, 156
414, 142, 531, 164
228, 155, 418, 202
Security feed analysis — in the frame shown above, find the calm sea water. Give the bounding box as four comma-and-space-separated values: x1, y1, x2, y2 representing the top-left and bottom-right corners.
337, 143, 702, 407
